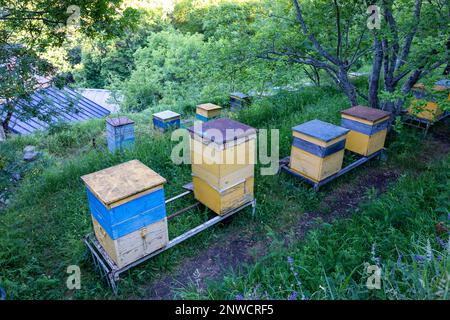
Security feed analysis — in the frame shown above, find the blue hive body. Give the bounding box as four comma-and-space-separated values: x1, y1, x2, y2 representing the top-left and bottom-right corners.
106, 117, 135, 153
86, 187, 166, 240
152, 110, 181, 132
81, 160, 169, 267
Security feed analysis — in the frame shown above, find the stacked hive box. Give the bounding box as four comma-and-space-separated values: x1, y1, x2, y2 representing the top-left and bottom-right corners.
152, 110, 181, 132
230, 92, 251, 111
289, 120, 349, 182
340, 106, 391, 156
188, 118, 256, 215
408, 82, 449, 121
81, 160, 169, 268
106, 117, 135, 153
195, 103, 222, 122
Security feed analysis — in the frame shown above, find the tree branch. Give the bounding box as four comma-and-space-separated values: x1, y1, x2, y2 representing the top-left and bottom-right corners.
395, 0, 422, 72
291, 0, 340, 65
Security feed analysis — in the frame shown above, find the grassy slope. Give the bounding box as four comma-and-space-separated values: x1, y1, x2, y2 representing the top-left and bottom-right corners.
0, 86, 448, 299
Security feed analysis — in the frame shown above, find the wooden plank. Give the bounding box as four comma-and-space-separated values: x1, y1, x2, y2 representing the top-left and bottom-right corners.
197, 103, 222, 111
289, 147, 345, 182
344, 129, 387, 156
193, 175, 254, 215
92, 215, 169, 269
81, 160, 166, 206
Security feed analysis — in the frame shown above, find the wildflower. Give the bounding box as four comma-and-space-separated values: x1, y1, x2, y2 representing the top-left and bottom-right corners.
397, 254, 403, 267
235, 294, 244, 300
287, 256, 294, 266
414, 255, 426, 263
288, 291, 298, 300
436, 236, 446, 249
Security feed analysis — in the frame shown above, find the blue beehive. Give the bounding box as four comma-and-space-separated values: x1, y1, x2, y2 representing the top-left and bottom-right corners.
230, 92, 251, 111
81, 160, 169, 268
152, 110, 181, 132
106, 117, 135, 153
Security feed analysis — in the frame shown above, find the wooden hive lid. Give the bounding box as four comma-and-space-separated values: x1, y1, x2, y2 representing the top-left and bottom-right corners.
106, 117, 135, 127
292, 119, 349, 143
81, 160, 166, 206
341, 106, 391, 122
197, 103, 222, 111
153, 110, 181, 120
187, 118, 256, 145
413, 83, 426, 90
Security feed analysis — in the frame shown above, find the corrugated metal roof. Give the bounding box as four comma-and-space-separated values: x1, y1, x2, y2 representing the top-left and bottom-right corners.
1, 86, 110, 135
76, 88, 121, 113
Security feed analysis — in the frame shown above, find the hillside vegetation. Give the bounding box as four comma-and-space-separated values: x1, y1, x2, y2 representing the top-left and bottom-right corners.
1, 87, 449, 299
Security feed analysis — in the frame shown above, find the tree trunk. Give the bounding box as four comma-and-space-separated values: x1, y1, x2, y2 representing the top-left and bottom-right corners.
394, 69, 422, 112
2, 110, 13, 134
338, 68, 358, 106
368, 36, 383, 109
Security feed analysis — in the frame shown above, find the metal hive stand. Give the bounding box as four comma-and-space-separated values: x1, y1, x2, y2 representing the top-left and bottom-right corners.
83, 182, 256, 294
280, 148, 386, 192
401, 111, 449, 136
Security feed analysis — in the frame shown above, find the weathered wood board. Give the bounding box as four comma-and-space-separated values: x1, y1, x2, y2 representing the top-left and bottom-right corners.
81, 160, 167, 239
92, 215, 169, 268
192, 175, 254, 215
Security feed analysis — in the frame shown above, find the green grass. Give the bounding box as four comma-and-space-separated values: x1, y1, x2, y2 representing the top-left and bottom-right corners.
177, 155, 450, 300
0, 86, 448, 299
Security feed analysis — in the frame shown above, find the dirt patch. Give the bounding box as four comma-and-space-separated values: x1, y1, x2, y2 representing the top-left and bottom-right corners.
146, 231, 265, 299
294, 166, 400, 240
419, 121, 450, 164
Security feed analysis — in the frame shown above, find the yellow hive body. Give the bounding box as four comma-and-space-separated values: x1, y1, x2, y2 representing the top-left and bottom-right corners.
196, 103, 222, 119
92, 215, 168, 268
290, 147, 345, 182
192, 176, 254, 215
407, 82, 448, 121
340, 106, 391, 156
345, 129, 387, 156
188, 118, 257, 215
289, 120, 349, 182
408, 100, 443, 121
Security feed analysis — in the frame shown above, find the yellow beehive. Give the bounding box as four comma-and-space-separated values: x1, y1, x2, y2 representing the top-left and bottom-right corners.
289, 120, 349, 182
188, 118, 257, 215
407, 83, 448, 121
341, 106, 391, 156
196, 103, 222, 122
